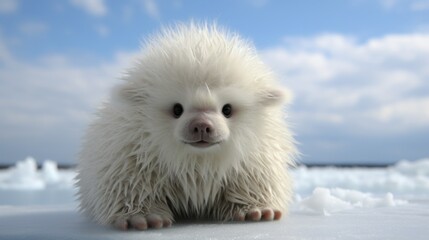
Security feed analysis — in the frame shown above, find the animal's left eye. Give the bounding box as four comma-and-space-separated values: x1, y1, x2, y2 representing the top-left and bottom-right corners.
222, 104, 232, 118
173, 103, 184, 118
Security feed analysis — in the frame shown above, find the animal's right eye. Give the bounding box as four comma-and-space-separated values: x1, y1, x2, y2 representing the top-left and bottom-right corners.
173, 103, 184, 118
222, 104, 232, 118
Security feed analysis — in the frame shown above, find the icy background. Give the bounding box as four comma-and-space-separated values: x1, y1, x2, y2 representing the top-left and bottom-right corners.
0, 157, 428, 239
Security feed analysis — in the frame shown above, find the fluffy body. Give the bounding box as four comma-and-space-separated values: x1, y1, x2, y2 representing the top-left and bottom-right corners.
76, 23, 296, 230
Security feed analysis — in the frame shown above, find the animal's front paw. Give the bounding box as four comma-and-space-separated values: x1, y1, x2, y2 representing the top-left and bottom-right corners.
233, 208, 282, 221
113, 213, 173, 231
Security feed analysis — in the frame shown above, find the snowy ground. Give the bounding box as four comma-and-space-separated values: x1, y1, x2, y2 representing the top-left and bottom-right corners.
1, 158, 428, 240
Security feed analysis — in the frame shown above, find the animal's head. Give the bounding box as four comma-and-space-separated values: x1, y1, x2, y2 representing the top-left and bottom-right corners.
113, 23, 291, 168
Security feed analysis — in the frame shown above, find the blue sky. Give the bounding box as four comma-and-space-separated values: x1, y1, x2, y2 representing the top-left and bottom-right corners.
1, 0, 429, 165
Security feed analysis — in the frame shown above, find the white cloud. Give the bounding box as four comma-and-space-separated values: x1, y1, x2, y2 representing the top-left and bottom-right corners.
374, 97, 429, 126
261, 33, 429, 134
19, 22, 48, 36
70, 0, 107, 16
0, 34, 140, 139
142, 0, 160, 20
0, 0, 18, 13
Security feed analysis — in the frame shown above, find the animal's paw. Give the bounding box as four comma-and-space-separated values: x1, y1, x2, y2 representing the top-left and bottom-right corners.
113, 213, 173, 231
233, 208, 282, 222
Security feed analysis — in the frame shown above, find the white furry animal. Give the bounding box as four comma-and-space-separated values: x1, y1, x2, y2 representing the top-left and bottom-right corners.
76, 23, 296, 231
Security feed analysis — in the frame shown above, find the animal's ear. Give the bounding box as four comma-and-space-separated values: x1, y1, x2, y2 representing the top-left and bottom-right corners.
111, 83, 147, 106
258, 87, 293, 106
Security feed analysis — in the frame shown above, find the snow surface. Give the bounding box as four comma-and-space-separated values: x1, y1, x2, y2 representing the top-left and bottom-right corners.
1, 157, 429, 239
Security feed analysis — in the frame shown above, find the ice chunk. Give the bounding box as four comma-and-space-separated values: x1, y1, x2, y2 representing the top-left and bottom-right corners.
298, 187, 407, 215
300, 187, 352, 215
0, 157, 45, 190
0, 157, 75, 190
42, 160, 60, 184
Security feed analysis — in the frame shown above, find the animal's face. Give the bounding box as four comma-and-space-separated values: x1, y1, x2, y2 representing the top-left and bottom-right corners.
172, 100, 230, 152
168, 85, 247, 154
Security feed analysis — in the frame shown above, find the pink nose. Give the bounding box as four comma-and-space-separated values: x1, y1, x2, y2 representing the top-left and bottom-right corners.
190, 121, 213, 134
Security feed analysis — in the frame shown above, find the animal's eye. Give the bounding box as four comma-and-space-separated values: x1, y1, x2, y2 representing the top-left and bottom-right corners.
173, 103, 184, 118
222, 104, 232, 118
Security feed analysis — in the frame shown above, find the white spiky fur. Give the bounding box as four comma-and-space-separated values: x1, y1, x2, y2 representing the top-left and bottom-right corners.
76, 22, 296, 225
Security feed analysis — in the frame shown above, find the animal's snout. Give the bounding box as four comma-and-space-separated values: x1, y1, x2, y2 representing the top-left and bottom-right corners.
181, 114, 228, 146
190, 120, 213, 135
